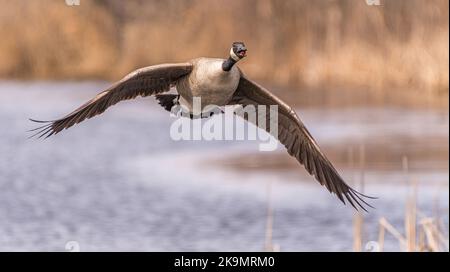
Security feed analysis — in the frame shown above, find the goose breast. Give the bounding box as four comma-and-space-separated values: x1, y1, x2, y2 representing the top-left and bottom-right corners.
176, 58, 240, 111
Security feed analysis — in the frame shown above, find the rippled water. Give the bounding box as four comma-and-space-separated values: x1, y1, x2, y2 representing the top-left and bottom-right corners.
0, 81, 448, 251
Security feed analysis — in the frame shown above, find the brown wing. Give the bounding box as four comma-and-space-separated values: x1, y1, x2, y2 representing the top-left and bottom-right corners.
30, 63, 193, 138
228, 74, 375, 211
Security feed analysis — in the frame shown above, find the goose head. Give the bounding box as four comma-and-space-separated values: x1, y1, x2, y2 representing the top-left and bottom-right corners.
222, 42, 247, 72
231, 42, 247, 60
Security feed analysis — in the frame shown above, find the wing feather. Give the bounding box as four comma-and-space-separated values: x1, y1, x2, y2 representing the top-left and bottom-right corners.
30, 63, 192, 138
228, 74, 375, 211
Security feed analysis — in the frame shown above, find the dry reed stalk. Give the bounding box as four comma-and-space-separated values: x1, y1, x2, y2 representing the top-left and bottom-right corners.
405, 197, 417, 251
352, 145, 366, 252
379, 217, 407, 250
418, 227, 426, 251
403, 156, 417, 252
377, 222, 385, 252
417, 210, 429, 252
353, 213, 363, 252
420, 218, 440, 251
264, 181, 279, 252
432, 183, 449, 249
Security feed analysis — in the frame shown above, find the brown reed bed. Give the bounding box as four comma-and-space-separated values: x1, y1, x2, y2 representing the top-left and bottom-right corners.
0, 0, 448, 107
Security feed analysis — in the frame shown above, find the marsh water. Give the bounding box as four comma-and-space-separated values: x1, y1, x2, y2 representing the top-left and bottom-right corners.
0, 81, 448, 251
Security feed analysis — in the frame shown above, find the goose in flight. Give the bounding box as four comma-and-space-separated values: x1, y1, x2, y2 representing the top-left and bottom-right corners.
30, 42, 374, 211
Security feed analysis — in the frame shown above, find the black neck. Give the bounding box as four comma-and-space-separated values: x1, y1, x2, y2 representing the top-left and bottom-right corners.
222, 57, 237, 72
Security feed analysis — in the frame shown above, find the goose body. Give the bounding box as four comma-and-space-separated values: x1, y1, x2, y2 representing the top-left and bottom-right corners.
176, 58, 241, 112
30, 42, 375, 211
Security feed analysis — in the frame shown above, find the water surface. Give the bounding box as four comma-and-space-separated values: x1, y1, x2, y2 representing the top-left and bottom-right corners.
0, 81, 448, 251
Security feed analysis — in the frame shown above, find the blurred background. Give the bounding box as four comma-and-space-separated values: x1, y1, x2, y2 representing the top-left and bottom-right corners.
0, 0, 448, 251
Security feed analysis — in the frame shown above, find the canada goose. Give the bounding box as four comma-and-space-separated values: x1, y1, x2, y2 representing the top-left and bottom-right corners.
30, 42, 375, 211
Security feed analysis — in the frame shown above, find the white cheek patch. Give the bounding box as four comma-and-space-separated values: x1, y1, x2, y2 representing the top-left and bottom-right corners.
230, 48, 240, 62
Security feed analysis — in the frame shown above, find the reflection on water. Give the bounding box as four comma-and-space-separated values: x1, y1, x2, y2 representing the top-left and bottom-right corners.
0, 81, 448, 251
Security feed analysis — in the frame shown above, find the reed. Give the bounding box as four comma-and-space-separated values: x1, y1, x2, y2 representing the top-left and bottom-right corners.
352, 145, 366, 252
371, 156, 448, 252
264, 180, 281, 252
352, 149, 448, 252
0, 0, 447, 105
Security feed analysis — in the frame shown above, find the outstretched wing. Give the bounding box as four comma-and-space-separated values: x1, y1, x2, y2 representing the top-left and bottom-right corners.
30, 63, 193, 138
228, 74, 375, 211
